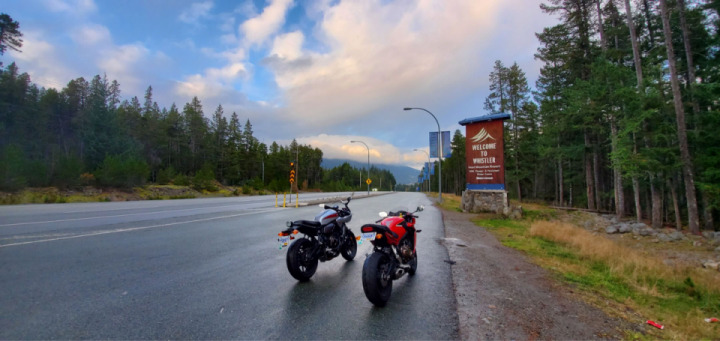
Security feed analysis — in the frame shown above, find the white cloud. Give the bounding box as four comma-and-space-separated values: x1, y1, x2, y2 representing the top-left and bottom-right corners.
179, 1, 214, 25
295, 134, 427, 167
270, 31, 304, 61
240, 0, 294, 46
45, 0, 97, 15
8, 31, 75, 90
71, 24, 111, 46
264, 1, 503, 131
174, 45, 248, 101
98, 43, 151, 94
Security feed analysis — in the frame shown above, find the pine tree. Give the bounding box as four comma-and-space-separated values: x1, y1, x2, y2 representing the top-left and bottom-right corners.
0, 13, 23, 57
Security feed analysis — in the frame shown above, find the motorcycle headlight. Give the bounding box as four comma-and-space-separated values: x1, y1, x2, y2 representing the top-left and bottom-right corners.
286, 221, 292, 227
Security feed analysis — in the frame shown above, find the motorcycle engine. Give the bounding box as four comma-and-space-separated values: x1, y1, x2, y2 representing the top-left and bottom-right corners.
323, 223, 342, 249
399, 240, 414, 262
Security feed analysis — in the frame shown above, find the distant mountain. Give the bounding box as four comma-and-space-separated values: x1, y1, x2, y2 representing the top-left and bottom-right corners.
321, 159, 420, 185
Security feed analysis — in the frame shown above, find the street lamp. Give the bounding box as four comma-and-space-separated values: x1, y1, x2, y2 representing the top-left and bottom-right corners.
414, 149, 430, 193
350, 140, 370, 196
404, 107, 443, 202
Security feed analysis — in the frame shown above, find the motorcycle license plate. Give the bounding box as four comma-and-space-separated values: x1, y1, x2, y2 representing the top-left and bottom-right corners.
358, 232, 376, 245
278, 236, 290, 249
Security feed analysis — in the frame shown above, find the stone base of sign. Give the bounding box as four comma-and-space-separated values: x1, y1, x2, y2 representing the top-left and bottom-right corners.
461, 190, 510, 215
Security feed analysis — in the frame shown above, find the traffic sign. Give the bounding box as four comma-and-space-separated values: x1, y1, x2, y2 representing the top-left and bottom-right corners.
366, 178, 372, 185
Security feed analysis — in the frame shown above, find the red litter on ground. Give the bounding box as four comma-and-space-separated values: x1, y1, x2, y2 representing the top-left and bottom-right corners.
646, 320, 664, 329
705, 317, 719, 323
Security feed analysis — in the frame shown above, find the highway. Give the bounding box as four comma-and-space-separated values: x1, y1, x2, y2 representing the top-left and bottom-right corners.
0, 192, 458, 339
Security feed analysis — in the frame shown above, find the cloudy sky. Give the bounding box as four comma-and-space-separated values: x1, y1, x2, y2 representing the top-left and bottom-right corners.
2, 0, 558, 169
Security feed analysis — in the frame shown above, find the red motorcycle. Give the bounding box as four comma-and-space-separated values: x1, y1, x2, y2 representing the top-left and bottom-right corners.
358, 206, 423, 307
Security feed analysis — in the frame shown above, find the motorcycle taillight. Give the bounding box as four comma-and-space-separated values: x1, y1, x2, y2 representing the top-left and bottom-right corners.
361, 226, 374, 233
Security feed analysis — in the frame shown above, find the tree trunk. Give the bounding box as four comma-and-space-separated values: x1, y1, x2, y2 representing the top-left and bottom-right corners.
624, 0, 643, 88
668, 176, 682, 230
611, 119, 625, 217
585, 131, 596, 210
642, 0, 655, 46
633, 176, 642, 222
677, 0, 700, 119
594, 144, 601, 211
659, 0, 701, 234
559, 153, 564, 206
625, 0, 645, 224
702, 192, 715, 230
650, 174, 662, 229
569, 177, 574, 208
596, 0, 607, 52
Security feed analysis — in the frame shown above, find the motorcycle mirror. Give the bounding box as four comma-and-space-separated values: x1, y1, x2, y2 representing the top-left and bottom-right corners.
318, 204, 325, 208
378, 212, 388, 218
417, 206, 424, 212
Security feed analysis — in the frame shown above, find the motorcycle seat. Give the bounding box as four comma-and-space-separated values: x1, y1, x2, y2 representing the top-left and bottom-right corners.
296, 220, 321, 227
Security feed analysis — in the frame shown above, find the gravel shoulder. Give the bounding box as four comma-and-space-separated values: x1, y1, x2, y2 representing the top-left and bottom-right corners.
441, 208, 638, 340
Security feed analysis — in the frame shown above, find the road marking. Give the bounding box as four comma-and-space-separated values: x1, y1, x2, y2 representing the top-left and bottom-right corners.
0, 208, 278, 248
0, 203, 267, 227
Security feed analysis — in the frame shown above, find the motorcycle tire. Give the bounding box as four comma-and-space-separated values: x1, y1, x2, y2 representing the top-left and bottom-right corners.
340, 230, 357, 261
286, 238, 318, 281
362, 252, 393, 307
408, 252, 417, 276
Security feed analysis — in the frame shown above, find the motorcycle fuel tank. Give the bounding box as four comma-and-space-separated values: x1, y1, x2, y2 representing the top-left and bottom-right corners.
381, 216, 409, 244
315, 209, 338, 225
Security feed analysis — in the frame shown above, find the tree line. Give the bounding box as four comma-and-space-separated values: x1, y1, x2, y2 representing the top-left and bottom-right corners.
0, 60, 399, 193
474, 0, 717, 233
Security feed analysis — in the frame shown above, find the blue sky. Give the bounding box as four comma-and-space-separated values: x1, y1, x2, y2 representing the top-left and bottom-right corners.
3, 0, 558, 169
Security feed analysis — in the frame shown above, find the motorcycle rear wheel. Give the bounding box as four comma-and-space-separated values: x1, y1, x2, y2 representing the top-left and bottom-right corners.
341, 230, 357, 261
362, 252, 393, 307
286, 238, 318, 281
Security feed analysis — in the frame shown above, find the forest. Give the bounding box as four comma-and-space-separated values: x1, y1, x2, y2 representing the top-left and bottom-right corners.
426, 0, 718, 233
0, 11, 398, 195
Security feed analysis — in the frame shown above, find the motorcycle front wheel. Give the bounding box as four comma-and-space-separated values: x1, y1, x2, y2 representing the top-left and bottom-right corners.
341, 230, 357, 261
362, 252, 393, 307
286, 238, 318, 281
408, 252, 418, 276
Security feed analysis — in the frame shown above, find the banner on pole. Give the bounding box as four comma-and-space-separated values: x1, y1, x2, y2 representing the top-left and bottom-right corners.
443, 131, 452, 158
425, 162, 435, 175
429, 131, 451, 158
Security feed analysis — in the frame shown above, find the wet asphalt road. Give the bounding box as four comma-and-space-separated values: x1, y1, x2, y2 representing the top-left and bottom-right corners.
0, 192, 459, 339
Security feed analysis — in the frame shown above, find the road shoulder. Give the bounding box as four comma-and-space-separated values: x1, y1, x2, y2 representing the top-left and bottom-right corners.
441, 208, 636, 340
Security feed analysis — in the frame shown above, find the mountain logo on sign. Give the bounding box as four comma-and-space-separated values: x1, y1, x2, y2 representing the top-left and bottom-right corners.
470, 128, 496, 143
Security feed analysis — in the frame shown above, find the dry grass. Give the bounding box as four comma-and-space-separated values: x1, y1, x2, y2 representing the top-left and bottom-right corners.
529, 220, 720, 340
530, 221, 719, 293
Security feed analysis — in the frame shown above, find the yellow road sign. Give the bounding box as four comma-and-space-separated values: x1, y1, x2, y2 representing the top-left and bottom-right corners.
366, 178, 372, 185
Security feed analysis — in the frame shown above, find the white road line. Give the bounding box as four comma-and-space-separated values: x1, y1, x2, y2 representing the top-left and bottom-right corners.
0, 208, 279, 248
0, 203, 268, 227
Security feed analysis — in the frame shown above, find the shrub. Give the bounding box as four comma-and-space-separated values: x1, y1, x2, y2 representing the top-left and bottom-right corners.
53, 154, 84, 189
173, 174, 190, 186
157, 166, 176, 185
80, 173, 96, 186
0, 145, 28, 191
192, 163, 218, 192
95, 154, 150, 188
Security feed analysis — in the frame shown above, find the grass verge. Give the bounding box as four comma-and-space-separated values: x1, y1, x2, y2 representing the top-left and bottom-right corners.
464, 203, 720, 340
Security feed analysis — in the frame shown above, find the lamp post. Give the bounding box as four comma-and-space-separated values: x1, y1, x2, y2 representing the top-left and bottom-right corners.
351, 140, 370, 196
404, 107, 442, 202
414, 148, 430, 193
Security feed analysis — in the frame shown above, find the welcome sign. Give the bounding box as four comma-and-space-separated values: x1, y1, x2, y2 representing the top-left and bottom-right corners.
459, 113, 510, 190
